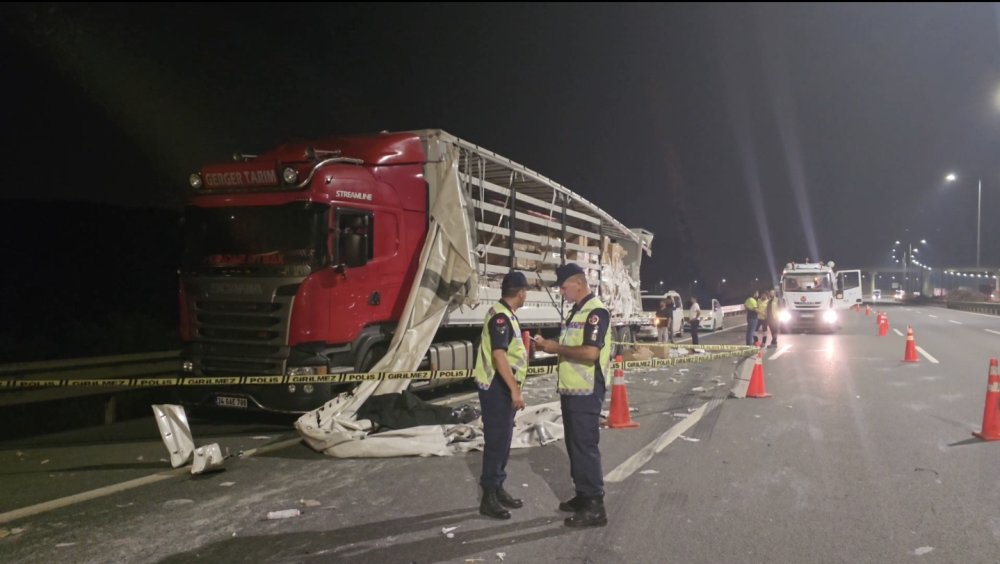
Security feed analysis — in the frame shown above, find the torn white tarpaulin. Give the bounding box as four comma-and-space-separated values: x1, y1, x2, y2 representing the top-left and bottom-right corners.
295, 140, 479, 457
152, 404, 194, 468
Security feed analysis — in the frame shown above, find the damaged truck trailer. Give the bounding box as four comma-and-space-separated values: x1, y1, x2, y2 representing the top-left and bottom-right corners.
178, 130, 652, 413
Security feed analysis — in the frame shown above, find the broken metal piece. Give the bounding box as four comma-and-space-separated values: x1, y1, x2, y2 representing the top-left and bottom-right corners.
152, 404, 195, 468
191, 443, 226, 475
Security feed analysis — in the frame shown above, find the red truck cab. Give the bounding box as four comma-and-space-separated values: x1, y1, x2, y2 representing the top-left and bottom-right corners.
179, 132, 430, 412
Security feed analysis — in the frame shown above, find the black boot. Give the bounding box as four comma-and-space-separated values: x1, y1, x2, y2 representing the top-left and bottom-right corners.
564, 496, 607, 527
558, 495, 585, 512
480, 488, 511, 520
496, 487, 523, 509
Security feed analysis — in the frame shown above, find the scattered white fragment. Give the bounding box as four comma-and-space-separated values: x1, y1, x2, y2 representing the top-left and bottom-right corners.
668, 377, 679, 383
301, 499, 322, 507
115, 503, 134, 508
754, 415, 761, 419
447, 533, 455, 539
913, 546, 934, 556
691, 386, 706, 392
679, 435, 700, 442
786, 405, 793, 409
687, 407, 696, 413
497, 553, 506, 561
856, 395, 861, 399
629, 407, 638, 412
522, 483, 529, 487
678, 369, 689, 373
41, 459, 50, 465
11, 527, 24, 535
251, 436, 272, 440
639, 470, 659, 475
266, 509, 301, 520
220, 482, 236, 487
136, 455, 144, 461
442, 526, 459, 534
56, 542, 76, 547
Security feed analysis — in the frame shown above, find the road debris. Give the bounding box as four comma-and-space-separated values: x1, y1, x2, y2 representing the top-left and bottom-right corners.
497, 553, 506, 561
56, 542, 76, 547
691, 387, 706, 392
219, 482, 236, 487
667, 377, 679, 383
266, 509, 301, 520
41, 459, 50, 465
442, 526, 459, 535
251, 436, 272, 440
191, 443, 226, 475
913, 546, 934, 556
679, 435, 700, 442
638, 470, 659, 475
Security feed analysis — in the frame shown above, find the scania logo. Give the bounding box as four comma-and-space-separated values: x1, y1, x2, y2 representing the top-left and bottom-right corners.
208, 282, 264, 296
800, 296, 807, 302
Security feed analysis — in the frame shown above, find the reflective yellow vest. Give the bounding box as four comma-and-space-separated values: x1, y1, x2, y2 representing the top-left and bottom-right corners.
744, 296, 758, 312
756, 297, 769, 317
557, 295, 612, 395
473, 301, 528, 390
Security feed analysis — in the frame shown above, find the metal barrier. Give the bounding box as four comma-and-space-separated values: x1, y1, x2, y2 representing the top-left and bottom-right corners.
0, 350, 180, 406
946, 301, 1000, 316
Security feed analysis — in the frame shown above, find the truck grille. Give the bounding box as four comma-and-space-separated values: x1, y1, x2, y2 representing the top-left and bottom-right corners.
184, 277, 301, 375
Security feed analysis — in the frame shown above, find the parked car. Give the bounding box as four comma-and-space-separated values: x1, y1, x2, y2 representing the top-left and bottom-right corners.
684, 298, 724, 332
872, 289, 881, 302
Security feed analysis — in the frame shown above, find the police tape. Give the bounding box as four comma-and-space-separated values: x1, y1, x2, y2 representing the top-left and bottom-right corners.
0, 348, 758, 390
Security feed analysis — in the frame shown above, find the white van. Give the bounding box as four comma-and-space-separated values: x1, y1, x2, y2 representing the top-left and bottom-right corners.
638, 291, 683, 341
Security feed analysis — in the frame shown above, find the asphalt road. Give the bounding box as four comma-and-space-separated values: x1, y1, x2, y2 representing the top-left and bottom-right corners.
1, 307, 999, 563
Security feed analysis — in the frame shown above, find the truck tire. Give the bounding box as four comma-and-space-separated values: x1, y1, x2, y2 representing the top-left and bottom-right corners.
359, 344, 388, 372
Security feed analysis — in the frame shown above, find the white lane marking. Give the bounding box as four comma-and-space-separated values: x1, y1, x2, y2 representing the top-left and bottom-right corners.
769, 345, 791, 360
986, 329, 1000, 336
928, 315, 938, 318
893, 329, 904, 336
916, 346, 940, 364
948, 320, 962, 325
605, 401, 711, 483
0, 436, 303, 524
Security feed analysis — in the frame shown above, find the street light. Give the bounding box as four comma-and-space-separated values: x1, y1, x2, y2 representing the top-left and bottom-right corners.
945, 173, 982, 268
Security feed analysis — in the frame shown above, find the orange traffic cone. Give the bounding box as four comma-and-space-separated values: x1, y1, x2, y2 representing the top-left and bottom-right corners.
746, 351, 772, 398
607, 355, 639, 429
878, 315, 888, 337
865, 305, 871, 317
903, 326, 919, 362
973, 359, 1000, 441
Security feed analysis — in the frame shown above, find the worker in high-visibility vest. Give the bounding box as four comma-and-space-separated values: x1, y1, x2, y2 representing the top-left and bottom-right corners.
744, 292, 759, 346
535, 263, 611, 528
473, 271, 530, 520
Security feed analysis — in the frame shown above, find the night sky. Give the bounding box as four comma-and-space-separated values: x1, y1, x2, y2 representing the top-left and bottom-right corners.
3, 3, 999, 293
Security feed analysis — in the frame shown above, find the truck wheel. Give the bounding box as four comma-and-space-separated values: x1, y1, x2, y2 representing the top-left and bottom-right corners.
359, 344, 388, 372
614, 326, 635, 357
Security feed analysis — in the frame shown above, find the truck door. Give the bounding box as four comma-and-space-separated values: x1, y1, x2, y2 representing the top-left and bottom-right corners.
835, 270, 862, 308
331, 208, 375, 332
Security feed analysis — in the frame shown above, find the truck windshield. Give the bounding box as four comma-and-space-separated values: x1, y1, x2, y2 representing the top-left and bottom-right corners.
782, 273, 832, 292
182, 202, 328, 275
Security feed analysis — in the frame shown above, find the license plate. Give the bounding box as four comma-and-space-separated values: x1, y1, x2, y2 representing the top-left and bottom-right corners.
215, 396, 248, 409
801, 313, 815, 319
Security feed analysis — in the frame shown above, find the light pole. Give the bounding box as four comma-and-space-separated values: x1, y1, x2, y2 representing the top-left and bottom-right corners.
945, 173, 982, 268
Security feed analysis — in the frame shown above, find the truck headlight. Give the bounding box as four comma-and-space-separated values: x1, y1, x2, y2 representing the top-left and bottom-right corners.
823, 310, 838, 324
778, 310, 791, 323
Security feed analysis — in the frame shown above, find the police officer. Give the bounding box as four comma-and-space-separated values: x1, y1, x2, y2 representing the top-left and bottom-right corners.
535, 263, 611, 528
474, 271, 530, 520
